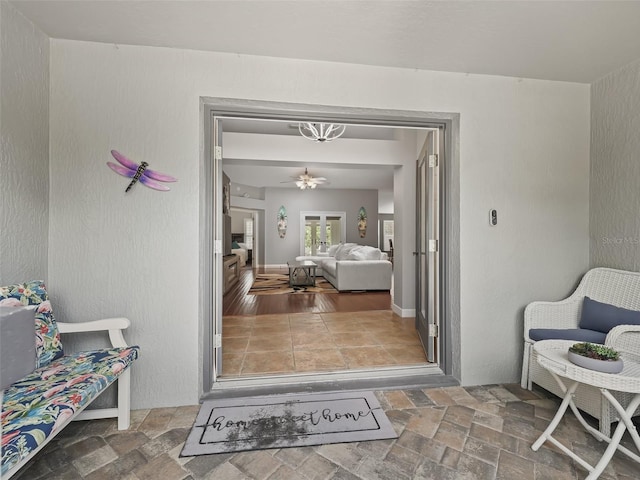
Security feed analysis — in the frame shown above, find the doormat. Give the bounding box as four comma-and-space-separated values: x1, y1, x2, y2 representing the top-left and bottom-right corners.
180, 391, 397, 456
247, 273, 338, 295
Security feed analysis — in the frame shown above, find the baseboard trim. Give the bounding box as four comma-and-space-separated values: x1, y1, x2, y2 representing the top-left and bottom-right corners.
264, 264, 288, 269
392, 304, 416, 318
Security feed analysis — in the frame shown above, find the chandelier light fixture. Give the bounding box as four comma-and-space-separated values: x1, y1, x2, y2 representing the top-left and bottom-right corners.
298, 122, 346, 142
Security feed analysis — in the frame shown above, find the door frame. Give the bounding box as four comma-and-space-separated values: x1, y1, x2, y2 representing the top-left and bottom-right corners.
200, 98, 460, 395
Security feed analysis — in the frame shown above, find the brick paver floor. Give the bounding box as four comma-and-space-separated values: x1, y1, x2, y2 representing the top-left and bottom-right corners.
13, 384, 640, 479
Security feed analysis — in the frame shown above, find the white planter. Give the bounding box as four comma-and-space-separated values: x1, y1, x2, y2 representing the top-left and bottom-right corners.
568, 351, 624, 374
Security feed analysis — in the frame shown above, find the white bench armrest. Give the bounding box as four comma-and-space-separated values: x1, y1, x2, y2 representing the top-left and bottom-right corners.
57, 317, 131, 348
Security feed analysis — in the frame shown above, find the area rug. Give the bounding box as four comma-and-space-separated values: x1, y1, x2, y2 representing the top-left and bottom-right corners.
247, 273, 338, 295
180, 391, 397, 456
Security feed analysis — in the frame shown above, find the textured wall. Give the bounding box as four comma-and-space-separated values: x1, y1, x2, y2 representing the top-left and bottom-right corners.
263, 188, 378, 265
49, 39, 590, 407
0, 2, 49, 285
591, 59, 640, 271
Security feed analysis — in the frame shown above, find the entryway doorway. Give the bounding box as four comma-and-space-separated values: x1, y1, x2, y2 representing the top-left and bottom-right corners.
201, 98, 458, 396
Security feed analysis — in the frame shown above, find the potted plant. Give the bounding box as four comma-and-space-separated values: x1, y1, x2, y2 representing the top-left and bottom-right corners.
568, 342, 624, 373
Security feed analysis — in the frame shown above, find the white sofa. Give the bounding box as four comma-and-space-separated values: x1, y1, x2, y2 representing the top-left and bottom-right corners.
296, 243, 392, 292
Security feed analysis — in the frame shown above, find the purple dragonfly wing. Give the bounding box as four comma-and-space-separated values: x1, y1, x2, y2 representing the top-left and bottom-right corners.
143, 168, 177, 183
139, 175, 171, 191
111, 150, 139, 171
107, 161, 136, 178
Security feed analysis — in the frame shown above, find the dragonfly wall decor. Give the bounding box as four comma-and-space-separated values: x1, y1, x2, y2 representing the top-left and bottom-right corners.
107, 150, 177, 192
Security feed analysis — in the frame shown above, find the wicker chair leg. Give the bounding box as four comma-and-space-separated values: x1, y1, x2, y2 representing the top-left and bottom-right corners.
521, 342, 531, 389
599, 402, 611, 437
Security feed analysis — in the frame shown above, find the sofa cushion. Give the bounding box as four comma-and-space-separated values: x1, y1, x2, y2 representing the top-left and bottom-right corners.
345, 246, 382, 261
579, 296, 640, 333
327, 244, 341, 256
529, 328, 607, 344
0, 307, 37, 390
1, 346, 140, 475
0, 281, 64, 368
335, 243, 359, 260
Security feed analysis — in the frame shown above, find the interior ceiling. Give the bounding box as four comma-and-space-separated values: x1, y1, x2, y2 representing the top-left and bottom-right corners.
224, 161, 395, 192
10, 1, 640, 83
222, 118, 398, 191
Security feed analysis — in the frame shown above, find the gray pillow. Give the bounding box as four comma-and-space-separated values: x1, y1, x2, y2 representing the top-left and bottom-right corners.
1, 306, 37, 390
579, 296, 640, 334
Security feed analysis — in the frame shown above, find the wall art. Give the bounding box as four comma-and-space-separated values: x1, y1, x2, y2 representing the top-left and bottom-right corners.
107, 150, 177, 192
222, 183, 230, 214
358, 207, 367, 238
277, 206, 288, 238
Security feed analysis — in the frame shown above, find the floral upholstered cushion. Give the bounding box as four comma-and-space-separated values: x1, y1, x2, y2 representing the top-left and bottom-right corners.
0, 281, 64, 368
1, 346, 139, 475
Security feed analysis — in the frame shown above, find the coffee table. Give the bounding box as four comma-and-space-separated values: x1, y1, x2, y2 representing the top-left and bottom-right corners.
287, 260, 317, 287
532, 339, 640, 479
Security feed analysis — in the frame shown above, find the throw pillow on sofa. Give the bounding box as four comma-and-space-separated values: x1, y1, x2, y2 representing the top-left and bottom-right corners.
345, 245, 383, 261
335, 243, 359, 260
579, 296, 640, 333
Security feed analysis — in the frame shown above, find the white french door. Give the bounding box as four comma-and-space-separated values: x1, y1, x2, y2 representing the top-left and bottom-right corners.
299, 211, 346, 255
416, 129, 442, 363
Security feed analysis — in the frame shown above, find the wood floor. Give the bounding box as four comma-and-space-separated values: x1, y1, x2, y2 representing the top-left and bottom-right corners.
221, 266, 429, 377
223, 266, 393, 316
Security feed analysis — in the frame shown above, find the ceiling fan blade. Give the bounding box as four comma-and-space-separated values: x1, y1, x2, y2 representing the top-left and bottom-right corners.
313, 177, 327, 181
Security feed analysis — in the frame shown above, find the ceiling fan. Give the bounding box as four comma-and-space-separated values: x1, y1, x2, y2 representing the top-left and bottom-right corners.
281, 168, 329, 190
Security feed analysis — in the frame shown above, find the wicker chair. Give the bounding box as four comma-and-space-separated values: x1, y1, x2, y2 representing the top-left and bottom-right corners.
521, 267, 640, 436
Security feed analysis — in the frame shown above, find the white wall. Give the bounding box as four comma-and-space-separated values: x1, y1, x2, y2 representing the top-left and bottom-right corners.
378, 189, 393, 214
47, 39, 590, 407
0, 2, 49, 285
590, 59, 640, 271
263, 188, 378, 265
229, 209, 251, 234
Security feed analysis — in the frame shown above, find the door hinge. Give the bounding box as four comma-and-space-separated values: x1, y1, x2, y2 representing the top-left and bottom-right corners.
215, 145, 222, 161
428, 324, 439, 337
428, 154, 438, 167
214, 239, 222, 254
215, 334, 222, 348
428, 239, 438, 252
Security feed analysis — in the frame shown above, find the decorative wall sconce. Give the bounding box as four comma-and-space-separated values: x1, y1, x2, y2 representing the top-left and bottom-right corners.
277, 206, 287, 238
358, 207, 367, 238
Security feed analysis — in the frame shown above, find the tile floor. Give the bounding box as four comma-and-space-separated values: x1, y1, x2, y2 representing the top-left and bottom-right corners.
221, 310, 428, 377
14, 384, 640, 480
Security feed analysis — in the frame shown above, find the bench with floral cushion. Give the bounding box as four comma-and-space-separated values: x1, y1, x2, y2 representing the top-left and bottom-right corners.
0, 281, 139, 478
